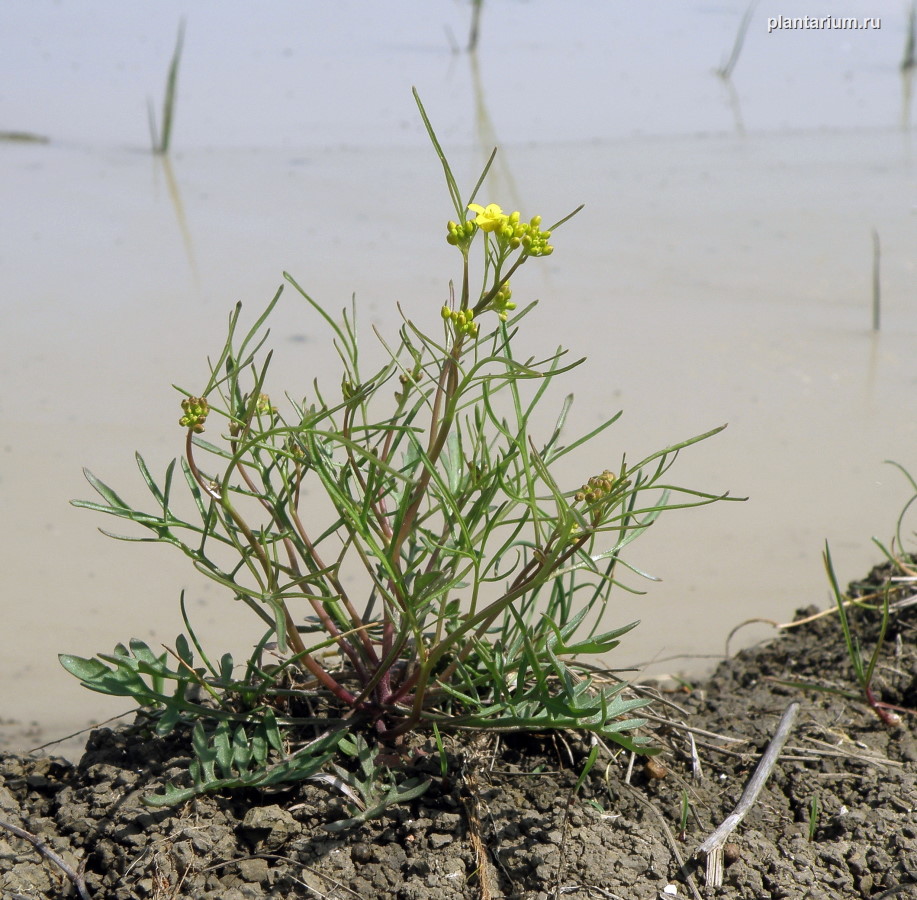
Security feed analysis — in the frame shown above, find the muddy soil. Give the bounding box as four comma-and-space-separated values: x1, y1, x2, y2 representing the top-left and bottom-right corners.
2, 562, 917, 899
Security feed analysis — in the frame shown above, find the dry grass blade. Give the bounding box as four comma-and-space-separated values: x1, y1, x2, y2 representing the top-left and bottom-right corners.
796, 734, 903, 769
903, 0, 916, 71
717, 1, 757, 79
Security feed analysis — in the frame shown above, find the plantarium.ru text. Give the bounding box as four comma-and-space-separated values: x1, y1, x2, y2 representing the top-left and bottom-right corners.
61, 93, 735, 815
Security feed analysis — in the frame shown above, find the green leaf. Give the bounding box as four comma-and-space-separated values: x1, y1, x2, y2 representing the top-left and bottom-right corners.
412, 87, 464, 219
232, 724, 253, 772
262, 709, 284, 754
213, 722, 234, 778
80, 468, 131, 510
219, 653, 235, 684
58, 654, 111, 683
59, 653, 152, 699
175, 633, 194, 667
156, 705, 183, 736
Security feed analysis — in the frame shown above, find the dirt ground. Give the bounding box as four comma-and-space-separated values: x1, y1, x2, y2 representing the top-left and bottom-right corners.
2, 561, 917, 899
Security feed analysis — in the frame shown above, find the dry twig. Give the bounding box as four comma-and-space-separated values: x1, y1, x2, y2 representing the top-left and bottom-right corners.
0, 816, 91, 900
696, 701, 799, 888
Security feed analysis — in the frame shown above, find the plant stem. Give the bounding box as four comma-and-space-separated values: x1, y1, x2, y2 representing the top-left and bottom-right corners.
184, 431, 364, 705
390, 334, 464, 562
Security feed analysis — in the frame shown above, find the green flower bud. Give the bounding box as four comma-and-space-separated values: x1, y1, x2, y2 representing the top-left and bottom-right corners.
179, 396, 209, 432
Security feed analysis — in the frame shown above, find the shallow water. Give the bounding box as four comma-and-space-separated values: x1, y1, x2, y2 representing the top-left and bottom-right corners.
3, 0, 916, 759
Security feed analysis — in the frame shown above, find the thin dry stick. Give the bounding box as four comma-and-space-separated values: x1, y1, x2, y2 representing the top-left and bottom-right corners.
0, 817, 91, 900
696, 701, 799, 888
620, 784, 703, 900
28, 709, 134, 753
640, 710, 747, 746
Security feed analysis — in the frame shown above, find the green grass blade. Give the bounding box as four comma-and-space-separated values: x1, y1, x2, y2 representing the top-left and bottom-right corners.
156, 19, 185, 154
823, 542, 865, 685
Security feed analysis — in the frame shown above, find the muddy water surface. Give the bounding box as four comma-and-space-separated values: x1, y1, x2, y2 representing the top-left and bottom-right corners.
3, 1, 916, 759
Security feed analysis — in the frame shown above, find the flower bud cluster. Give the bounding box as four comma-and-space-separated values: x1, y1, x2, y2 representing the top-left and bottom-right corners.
179, 396, 209, 433
398, 364, 423, 388
517, 216, 553, 257
441, 304, 479, 338
446, 218, 476, 250
489, 282, 516, 321
574, 469, 618, 505
284, 435, 307, 460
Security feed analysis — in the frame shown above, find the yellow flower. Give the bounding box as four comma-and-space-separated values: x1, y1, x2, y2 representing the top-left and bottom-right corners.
468, 202, 508, 233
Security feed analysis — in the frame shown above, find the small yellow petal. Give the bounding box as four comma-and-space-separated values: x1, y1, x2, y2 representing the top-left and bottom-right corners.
468, 202, 507, 233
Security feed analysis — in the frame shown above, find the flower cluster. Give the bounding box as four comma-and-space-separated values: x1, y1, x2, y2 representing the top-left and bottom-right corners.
442, 202, 554, 336
468, 204, 554, 257
574, 469, 620, 505
441, 304, 478, 338
179, 396, 210, 433
448, 203, 554, 260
